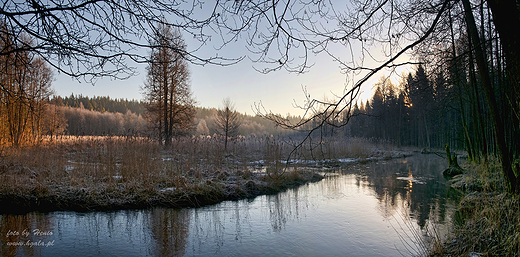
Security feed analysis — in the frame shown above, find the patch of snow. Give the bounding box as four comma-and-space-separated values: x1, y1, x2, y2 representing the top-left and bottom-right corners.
160, 187, 176, 192
249, 156, 381, 167
396, 177, 426, 184
67, 160, 102, 166
250, 160, 265, 165
337, 158, 357, 163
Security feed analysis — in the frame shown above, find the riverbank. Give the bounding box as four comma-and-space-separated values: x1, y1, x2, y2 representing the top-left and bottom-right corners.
0, 167, 324, 213
1, 136, 407, 214
429, 158, 520, 256
0, 136, 324, 213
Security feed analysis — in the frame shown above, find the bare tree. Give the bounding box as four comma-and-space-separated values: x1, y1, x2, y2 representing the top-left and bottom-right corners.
0, 1, 243, 82
41, 102, 67, 140
0, 1, 447, 78
214, 98, 241, 151
3, 0, 520, 190
142, 23, 195, 145
2, 1, 518, 91
1, 23, 53, 146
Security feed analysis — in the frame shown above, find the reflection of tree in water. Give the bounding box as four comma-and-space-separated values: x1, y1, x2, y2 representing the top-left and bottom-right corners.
268, 195, 287, 232
231, 201, 251, 242
146, 208, 189, 257
0, 213, 53, 257
188, 186, 311, 254
267, 185, 311, 233
346, 155, 459, 229
190, 204, 228, 253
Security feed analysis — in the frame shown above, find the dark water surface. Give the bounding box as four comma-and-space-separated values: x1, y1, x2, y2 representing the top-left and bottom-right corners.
1, 154, 459, 256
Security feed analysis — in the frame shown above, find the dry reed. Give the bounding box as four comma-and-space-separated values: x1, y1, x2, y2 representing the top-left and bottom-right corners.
1, 135, 353, 213
429, 159, 520, 256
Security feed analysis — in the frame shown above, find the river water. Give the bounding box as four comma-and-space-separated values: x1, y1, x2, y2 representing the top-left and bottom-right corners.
1, 154, 459, 257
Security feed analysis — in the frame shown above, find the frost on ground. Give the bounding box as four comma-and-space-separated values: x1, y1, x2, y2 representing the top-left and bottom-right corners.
0, 136, 412, 213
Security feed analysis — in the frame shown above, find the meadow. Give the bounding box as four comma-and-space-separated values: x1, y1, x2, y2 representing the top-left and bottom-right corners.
0, 135, 402, 213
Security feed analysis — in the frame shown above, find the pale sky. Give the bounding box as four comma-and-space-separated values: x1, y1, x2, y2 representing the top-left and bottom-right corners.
53, 55, 354, 116
53, 51, 413, 116
52, 2, 415, 116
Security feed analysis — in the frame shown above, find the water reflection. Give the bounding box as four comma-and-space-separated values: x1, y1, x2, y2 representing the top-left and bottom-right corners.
0, 209, 190, 257
147, 208, 189, 256
0, 212, 53, 257
0, 155, 458, 256
351, 154, 456, 229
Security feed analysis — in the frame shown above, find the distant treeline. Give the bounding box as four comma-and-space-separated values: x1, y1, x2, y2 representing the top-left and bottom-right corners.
313, 61, 514, 160
53, 94, 146, 115
195, 107, 301, 137
59, 106, 148, 136
46, 95, 300, 137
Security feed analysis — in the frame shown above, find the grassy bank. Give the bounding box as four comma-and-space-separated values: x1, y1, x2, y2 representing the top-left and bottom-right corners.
430, 159, 520, 256
1, 136, 392, 213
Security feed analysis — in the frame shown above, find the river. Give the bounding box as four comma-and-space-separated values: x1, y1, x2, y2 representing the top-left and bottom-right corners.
1, 154, 459, 256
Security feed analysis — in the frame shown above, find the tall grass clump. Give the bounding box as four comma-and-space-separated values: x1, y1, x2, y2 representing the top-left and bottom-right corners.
1, 135, 326, 213
430, 158, 520, 256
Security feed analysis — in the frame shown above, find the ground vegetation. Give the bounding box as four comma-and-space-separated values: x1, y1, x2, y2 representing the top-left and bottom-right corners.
0, 136, 397, 213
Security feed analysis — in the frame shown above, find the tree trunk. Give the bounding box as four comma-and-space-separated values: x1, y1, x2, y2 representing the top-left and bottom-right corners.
486, 0, 520, 161
487, 0, 520, 99
463, 0, 518, 192
163, 66, 169, 146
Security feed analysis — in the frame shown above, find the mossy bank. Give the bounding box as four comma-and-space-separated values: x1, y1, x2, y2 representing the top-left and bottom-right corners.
430, 158, 520, 256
